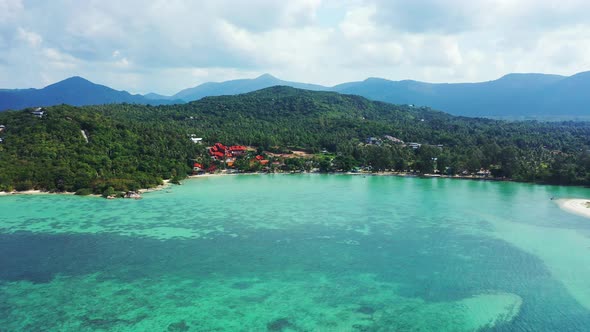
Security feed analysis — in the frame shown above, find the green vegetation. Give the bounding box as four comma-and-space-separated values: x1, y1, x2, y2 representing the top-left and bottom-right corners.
0, 86, 589, 193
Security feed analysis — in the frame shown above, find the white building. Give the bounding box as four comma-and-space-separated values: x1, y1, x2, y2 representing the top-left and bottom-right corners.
32, 107, 45, 117
189, 135, 203, 144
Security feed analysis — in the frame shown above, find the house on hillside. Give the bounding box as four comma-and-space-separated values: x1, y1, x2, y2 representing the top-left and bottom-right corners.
189, 135, 203, 144
366, 137, 382, 145
408, 142, 421, 149
476, 169, 491, 177
0, 138, 3, 143
32, 107, 46, 118
0, 125, 5, 132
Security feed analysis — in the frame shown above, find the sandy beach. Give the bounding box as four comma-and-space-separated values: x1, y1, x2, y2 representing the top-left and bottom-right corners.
0, 179, 173, 197
557, 199, 590, 219
138, 179, 172, 194
0, 190, 76, 196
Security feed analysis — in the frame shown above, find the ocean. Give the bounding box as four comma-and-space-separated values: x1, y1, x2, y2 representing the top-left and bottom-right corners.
1, 174, 590, 331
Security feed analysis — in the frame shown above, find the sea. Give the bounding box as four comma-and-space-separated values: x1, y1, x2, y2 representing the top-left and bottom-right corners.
1, 174, 590, 331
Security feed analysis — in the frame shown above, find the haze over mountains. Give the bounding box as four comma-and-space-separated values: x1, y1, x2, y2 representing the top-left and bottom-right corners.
167, 73, 329, 101
1, 72, 589, 118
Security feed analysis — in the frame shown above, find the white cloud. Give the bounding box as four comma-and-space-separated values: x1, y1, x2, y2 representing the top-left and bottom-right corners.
0, 0, 588, 94
17, 27, 42, 47
0, 0, 23, 24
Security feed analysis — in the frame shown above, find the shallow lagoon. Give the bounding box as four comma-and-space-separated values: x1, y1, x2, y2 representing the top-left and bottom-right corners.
1, 175, 590, 331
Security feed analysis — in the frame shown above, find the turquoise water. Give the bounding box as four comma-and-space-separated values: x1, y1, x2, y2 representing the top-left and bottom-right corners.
1, 174, 590, 331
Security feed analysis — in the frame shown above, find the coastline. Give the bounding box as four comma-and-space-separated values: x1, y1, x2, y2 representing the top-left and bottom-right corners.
188, 171, 509, 181
138, 179, 172, 194
0, 172, 570, 198
556, 199, 590, 219
0, 189, 78, 196
0, 179, 172, 198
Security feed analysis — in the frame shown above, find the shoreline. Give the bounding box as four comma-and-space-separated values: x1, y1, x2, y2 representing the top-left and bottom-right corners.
0, 189, 79, 197
188, 171, 509, 181
0, 179, 172, 198
138, 179, 172, 194
556, 199, 590, 219
0, 172, 579, 198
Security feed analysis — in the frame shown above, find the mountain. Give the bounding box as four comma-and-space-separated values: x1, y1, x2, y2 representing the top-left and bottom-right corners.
168, 72, 590, 118
172, 73, 328, 101
331, 73, 578, 117
0, 77, 181, 111
144, 92, 173, 100
3, 72, 590, 118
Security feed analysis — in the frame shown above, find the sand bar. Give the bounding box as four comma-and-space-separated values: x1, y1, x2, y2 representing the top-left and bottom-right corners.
557, 198, 590, 219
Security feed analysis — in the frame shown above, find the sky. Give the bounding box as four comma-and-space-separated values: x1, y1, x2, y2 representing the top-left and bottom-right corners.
1, 0, 589, 95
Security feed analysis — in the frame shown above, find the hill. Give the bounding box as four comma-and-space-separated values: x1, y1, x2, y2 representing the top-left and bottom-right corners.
0, 86, 588, 194
0, 77, 181, 111
172, 74, 328, 101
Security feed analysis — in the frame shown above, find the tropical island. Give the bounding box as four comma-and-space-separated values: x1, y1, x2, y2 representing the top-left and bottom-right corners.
0, 86, 589, 197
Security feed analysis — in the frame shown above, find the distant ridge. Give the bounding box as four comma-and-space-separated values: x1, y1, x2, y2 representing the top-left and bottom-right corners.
2, 71, 590, 118
0, 77, 181, 111
168, 71, 590, 118
171, 74, 328, 101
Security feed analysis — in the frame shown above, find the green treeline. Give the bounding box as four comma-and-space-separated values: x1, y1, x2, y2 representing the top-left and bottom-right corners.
0, 86, 589, 193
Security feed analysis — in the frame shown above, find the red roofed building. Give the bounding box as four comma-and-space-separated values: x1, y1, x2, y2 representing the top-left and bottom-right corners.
209, 143, 229, 160
229, 145, 247, 156
193, 163, 204, 174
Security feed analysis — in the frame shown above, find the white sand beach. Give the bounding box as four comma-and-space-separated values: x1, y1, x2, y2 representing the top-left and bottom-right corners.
557, 199, 590, 219
0, 179, 172, 197
0, 190, 76, 196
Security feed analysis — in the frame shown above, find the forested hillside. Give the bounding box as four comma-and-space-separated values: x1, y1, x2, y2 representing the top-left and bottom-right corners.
0, 86, 589, 194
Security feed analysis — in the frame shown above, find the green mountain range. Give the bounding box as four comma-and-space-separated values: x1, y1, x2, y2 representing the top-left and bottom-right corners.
171, 72, 590, 118
2, 72, 590, 118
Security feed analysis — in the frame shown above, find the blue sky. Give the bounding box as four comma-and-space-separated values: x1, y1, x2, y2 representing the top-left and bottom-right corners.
1, 0, 589, 94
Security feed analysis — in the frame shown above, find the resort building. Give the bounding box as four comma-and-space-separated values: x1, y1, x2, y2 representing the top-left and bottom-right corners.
209, 143, 228, 160
209, 143, 249, 160
228, 145, 247, 156
193, 163, 204, 173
